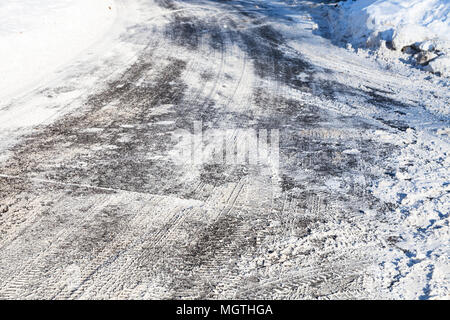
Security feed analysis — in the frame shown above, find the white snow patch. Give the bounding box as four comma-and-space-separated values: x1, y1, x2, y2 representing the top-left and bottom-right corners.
371, 129, 449, 299
343, 148, 361, 155
0, 0, 117, 100
424, 55, 450, 75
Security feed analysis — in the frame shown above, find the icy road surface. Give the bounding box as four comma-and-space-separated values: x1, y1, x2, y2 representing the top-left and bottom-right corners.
0, 0, 448, 299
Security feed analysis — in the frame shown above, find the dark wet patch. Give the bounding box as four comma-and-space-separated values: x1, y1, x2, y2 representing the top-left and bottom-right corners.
240, 28, 313, 85
165, 15, 202, 50
314, 79, 416, 112
375, 117, 411, 132
367, 89, 411, 111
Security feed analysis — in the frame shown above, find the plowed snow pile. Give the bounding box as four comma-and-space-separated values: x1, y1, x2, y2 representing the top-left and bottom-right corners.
328, 0, 450, 76
0, 0, 116, 100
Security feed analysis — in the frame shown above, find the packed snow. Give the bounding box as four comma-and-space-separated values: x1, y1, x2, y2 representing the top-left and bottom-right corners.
327, 0, 450, 76
0, 0, 116, 101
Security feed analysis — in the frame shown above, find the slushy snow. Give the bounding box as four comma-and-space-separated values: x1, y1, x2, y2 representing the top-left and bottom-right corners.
0, 0, 116, 101
327, 0, 450, 76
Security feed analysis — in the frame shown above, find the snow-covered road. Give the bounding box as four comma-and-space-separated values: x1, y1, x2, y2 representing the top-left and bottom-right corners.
0, 0, 448, 299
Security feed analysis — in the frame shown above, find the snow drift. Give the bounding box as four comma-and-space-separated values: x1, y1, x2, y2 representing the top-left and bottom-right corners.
328, 0, 450, 76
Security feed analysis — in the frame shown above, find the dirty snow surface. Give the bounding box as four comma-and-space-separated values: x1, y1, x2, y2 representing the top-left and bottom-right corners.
0, 0, 448, 299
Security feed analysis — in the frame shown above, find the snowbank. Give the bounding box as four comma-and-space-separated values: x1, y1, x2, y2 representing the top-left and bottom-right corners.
0, 0, 116, 101
328, 0, 450, 76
